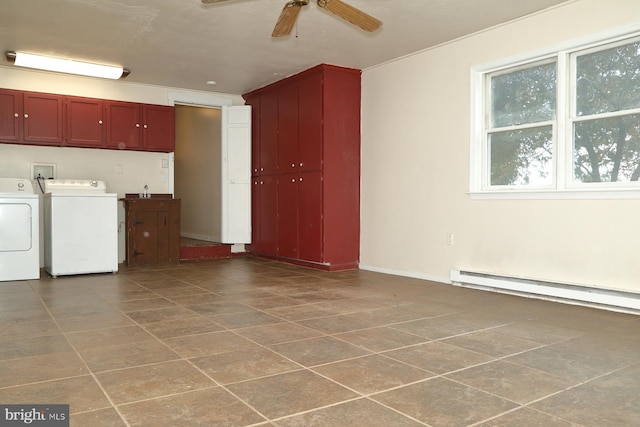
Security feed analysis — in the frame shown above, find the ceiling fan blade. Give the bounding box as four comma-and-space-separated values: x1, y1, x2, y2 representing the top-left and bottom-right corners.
317, 0, 381, 32
272, 1, 307, 37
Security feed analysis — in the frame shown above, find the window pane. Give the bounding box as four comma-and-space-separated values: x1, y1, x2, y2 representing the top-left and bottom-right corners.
489, 126, 553, 186
491, 62, 556, 128
574, 114, 640, 182
576, 40, 640, 116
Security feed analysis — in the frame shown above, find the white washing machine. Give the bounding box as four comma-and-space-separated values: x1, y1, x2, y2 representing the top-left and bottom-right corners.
43, 179, 118, 277
0, 178, 40, 281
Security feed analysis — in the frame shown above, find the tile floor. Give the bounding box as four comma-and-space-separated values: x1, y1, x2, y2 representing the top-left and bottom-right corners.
1, 257, 639, 426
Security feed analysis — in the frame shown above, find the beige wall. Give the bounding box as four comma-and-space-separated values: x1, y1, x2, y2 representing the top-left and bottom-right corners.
175, 105, 222, 242
360, 0, 640, 294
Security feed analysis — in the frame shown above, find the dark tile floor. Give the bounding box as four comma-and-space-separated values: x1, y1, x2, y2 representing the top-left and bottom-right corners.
1, 257, 639, 426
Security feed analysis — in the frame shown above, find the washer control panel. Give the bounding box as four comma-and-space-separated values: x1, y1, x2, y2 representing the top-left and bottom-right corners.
43, 179, 107, 194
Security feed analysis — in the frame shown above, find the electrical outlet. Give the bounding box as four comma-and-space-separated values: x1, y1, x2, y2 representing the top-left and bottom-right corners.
446, 233, 454, 246
31, 163, 56, 180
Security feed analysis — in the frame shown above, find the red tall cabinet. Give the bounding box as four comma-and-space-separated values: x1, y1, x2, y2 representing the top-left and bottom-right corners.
243, 64, 360, 271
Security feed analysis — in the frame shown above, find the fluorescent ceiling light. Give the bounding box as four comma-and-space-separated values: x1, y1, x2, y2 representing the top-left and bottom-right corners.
5, 51, 129, 80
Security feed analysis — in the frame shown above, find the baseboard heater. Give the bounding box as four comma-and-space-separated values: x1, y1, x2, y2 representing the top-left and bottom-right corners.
450, 270, 640, 313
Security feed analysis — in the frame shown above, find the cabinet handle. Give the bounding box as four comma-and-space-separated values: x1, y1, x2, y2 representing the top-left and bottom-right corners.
14, 113, 19, 118
291, 178, 295, 183
300, 162, 303, 167
98, 120, 103, 125
260, 167, 264, 172
144, 124, 148, 129
291, 163, 295, 168
299, 177, 303, 182
260, 181, 264, 185
24, 113, 28, 119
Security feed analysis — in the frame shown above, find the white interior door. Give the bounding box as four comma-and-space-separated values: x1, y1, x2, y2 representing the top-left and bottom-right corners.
221, 105, 251, 244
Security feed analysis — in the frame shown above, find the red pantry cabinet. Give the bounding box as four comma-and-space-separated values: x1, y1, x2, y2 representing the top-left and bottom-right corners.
243, 64, 360, 271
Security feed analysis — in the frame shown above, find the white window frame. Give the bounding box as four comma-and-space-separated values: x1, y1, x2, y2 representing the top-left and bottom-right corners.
470, 24, 640, 200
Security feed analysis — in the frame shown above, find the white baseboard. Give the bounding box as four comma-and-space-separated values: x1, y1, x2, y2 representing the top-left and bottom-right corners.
358, 264, 451, 285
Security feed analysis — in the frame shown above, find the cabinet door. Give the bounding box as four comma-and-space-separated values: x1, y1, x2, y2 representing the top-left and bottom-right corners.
278, 84, 299, 173
105, 101, 141, 150
0, 89, 22, 142
298, 74, 323, 172
258, 175, 278, 255
132, 210, 159, 265
245, 95, 261, 176
22, 92, 64, 145
250, 178, 261, 251
277, 173, 299, 259
66, 97, 104, 148
142, 105, 175, 152
259, 91, 278, 175
297, 171, 323, 262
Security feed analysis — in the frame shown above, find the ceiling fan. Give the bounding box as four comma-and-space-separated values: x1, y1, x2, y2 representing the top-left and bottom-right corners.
201, 0, 382, 37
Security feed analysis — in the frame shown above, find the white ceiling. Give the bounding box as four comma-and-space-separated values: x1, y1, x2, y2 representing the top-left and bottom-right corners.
0, 0, 570, 95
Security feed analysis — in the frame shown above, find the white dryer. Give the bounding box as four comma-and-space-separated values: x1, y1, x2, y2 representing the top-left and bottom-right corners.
0, 178, 40, 281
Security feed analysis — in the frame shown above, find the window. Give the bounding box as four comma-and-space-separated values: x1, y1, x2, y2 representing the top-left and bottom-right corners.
473, 33, 640, 197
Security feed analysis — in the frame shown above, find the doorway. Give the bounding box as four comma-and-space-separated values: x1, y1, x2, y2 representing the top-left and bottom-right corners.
174, 104, 223, 243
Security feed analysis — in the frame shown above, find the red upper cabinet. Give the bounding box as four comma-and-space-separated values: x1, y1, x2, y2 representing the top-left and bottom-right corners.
0, 88, 174, 152
259, 91, 279, 175
278, 84, 299, 174
277, 77, 323, 174
0, 89, 64, 145
105, 101, 142, 150
0, 89, 23, 142
244, 95, 261, 176
105, 101, 174, 152
22, 92, 64, 145
66, 96, 104, 148
297, 74, 323, 172
142, 104, 174, 152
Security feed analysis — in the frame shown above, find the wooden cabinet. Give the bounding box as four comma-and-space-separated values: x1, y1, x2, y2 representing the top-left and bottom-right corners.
105, 102, 175, 152
66, 96, 104, 148
122, 196, 181, 266
0, 88, 174, 152
142, 104, 175, 152
252, 174, 278, 255
0, 89, 23, 142
23, 92, 65, 145
297, 170, 323, 262
0, 89, 65, 146
243, 64, 360, 271
105, 101, 142, 150
258, 91, 279, 176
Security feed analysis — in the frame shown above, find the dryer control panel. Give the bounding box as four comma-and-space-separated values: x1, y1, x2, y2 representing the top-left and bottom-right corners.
0, 178, 35, 194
